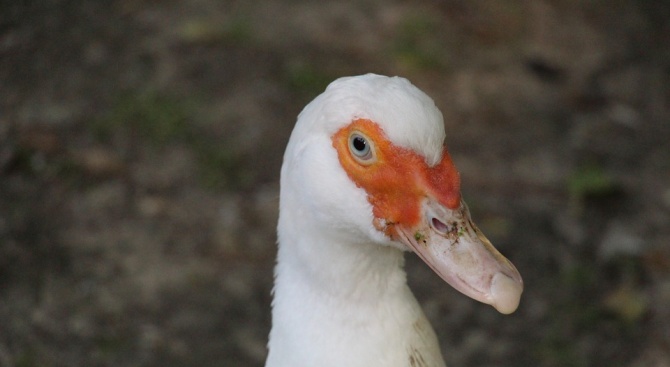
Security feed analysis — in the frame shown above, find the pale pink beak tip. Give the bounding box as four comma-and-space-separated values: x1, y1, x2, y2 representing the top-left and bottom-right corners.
490, 272, 523, 314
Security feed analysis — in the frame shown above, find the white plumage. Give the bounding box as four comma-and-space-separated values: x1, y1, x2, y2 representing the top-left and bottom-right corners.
266, 74, 523, 367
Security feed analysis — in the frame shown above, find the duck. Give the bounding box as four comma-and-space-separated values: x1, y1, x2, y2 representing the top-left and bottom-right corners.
266, 73, 523, 367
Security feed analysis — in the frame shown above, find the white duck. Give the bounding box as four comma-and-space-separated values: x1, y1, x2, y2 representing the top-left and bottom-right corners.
266, 74, 523, 367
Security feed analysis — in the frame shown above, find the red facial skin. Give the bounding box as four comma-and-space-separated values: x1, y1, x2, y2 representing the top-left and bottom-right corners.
332, 119, 461, 238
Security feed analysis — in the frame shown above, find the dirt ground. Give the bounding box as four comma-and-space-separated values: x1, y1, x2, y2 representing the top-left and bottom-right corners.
1, 0, 670, 366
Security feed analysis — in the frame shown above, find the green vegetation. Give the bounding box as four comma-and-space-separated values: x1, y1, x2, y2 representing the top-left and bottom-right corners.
93, 91, 193, 146
531, 265, 598, 367
391, 13, 447, 71
567, 163, 619, 212
15, 350, 38, 367
567, 164, 615, 200
96, 90, 253, 191
221, 16, 254, 44
531, 258, 645, 366
533, 337, 586, 367
284, 62, 334, 97
414, 231, 424, 241
179, 15, 254, 45
195, 142, 254, 191
457, 227, 465, 237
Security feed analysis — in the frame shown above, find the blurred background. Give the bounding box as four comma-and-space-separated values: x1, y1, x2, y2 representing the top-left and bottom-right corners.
1, 0, 669, 366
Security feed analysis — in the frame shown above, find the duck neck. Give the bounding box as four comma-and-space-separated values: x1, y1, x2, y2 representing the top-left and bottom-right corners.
277, 228, 408, 301
266, 214, 446, 367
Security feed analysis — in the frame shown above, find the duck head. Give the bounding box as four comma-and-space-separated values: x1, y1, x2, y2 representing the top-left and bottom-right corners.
280, 74, 523, 314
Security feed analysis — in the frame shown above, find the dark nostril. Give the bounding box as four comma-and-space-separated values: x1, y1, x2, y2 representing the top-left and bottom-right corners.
431, 217, 449, 235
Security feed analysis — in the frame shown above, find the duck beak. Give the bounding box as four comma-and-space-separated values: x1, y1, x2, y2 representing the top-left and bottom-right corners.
395, 198, 523, 314
330, 119, 522, 312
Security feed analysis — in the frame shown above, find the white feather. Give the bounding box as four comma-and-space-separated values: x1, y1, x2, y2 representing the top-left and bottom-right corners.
267, 74, 448, 367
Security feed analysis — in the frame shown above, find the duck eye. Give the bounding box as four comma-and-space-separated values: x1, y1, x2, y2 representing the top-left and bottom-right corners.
348, 132, 375, 164
352, 136, 367, 153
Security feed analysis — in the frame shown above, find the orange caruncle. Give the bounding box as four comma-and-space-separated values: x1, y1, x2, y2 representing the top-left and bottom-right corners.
332, 119, 461, 237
